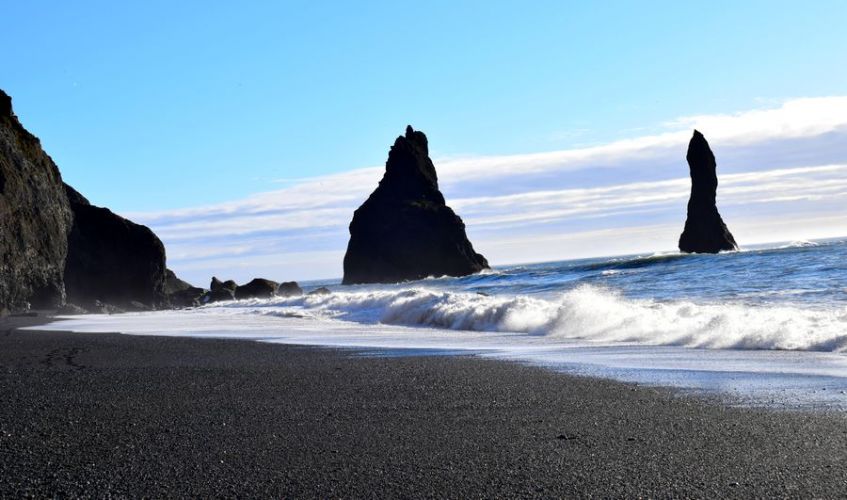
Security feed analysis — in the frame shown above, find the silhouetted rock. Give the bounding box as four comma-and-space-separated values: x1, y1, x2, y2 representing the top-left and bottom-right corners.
210, 277, 237, 293
308, 286, 332, 296
342, 126, 488, 284
0, 89, 73, 311
164, 269, 206, 307
235, 278, 279, 300
204, 277, 238, 303
277, 281, 303, 297
64, 184, 168, 308
164, 269, 192, 294
678, 131, 738, 253
206, 288, 235, 303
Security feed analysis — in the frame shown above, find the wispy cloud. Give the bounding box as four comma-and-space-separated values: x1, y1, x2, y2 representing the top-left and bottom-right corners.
124, 97, 847, 285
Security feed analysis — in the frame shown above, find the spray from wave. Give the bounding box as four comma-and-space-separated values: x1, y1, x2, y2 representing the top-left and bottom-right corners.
220, 285, 847, 352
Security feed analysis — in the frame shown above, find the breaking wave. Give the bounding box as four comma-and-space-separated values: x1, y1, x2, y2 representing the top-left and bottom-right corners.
570, 252, 689, 272
224, 286, 847, 352
778, 240, 820, 249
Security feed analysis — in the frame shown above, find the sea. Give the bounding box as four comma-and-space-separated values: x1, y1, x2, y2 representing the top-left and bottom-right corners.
35, 238, 847, 410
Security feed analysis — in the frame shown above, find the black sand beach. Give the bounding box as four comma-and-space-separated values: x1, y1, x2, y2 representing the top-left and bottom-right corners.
2, 318, 846, 498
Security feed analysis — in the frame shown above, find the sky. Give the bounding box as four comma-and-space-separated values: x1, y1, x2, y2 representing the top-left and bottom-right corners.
2, 1, 847, 284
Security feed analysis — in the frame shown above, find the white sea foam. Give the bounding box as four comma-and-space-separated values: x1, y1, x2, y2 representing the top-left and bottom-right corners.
223, 285, 847, 352
778, 240, 820, 249
30, 286, 847, 409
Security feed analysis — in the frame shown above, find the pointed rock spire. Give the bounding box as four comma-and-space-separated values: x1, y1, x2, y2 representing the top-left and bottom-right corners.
678, 130, 738, 253
342, 126, 489, 284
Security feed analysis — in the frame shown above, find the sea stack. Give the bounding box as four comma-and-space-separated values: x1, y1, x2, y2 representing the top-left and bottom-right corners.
678, 130, 737, 253
342, 126, 488, 284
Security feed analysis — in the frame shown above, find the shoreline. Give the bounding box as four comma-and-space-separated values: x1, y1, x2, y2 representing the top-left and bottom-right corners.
30, 309, 847, 412
3, 317, 847, 496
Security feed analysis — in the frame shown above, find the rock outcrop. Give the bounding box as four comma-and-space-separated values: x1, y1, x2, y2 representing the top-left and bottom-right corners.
342, 126, 488, 284
210, 277, 237, 294
64, 184, 168, 308
206, 277, 237, 302
202, 278, 301, 302
165, 269, 206, 308
206, 289, 234, 303
0, 90, 73, 312
164, 269, 192, 295
277, 281, 303, 297
678, 130, 738, 253
234, 278, 279, 300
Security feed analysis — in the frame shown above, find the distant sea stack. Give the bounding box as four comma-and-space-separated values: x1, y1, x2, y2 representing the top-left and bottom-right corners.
678, 130, 738, 254
0, 89, 73, 311
342, 126, 488, 284
0, 88, 169, 313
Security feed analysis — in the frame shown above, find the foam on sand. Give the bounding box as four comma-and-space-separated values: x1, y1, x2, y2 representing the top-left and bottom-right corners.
29, 285, 847, 409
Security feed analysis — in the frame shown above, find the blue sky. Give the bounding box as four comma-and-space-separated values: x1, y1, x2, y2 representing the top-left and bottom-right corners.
3, 2, 847, 283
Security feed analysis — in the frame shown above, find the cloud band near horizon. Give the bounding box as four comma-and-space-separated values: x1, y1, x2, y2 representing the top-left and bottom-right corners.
125, 97, 847, 286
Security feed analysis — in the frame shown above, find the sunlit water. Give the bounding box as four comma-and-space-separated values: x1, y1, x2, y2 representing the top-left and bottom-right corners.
33, 238, 847, 410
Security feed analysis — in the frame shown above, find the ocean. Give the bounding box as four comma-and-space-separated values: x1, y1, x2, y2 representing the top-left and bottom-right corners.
37, 238, 847, 409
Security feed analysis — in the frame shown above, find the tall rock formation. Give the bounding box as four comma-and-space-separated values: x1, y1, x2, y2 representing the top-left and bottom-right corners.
342, 126, 488, 284
64, 184, 167, 308
0, 90, 72, 311
0, 88, 171, 312
678, 130, 738, 253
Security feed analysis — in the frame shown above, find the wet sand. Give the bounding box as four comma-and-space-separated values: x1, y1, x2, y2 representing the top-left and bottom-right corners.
1, 317, 846, 497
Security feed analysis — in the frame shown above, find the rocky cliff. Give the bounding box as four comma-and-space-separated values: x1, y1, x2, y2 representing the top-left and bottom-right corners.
678, 130, 738, 253
342, 126, 488, 284
0, 89, 172, 312
64, 184, 167, 308
0, 90, 72, 312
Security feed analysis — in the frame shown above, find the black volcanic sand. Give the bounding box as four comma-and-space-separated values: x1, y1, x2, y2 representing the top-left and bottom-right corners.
2, 318, 846, 498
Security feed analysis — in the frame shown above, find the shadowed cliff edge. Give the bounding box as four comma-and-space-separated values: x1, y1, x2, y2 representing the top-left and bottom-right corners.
63, 184, 167, 309
0, 89, 168, 313
678, 130, 738, 253
342, 126, 489, 284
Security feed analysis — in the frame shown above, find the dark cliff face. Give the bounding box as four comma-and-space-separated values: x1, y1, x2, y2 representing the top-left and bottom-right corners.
1, 88, 175, 311
678, 130, 738, 253
342, 126, 489, 284
0, 90, 72, 311
64, 184, 168, 308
